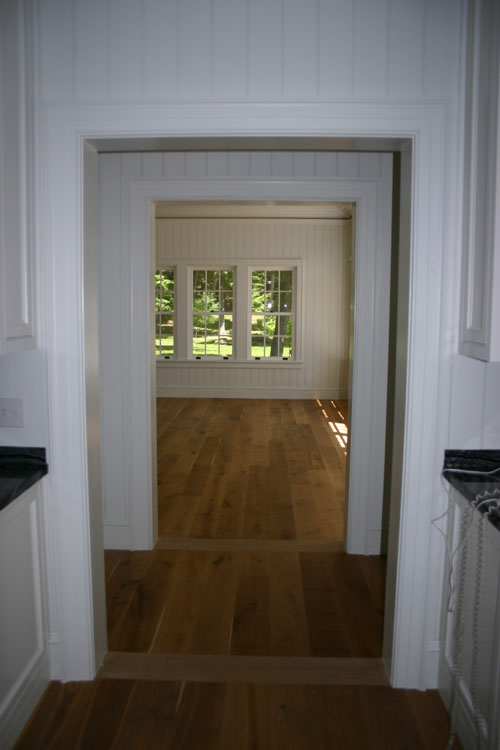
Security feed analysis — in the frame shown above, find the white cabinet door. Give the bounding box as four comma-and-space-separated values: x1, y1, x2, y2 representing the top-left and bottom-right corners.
0, 0, 36, 354
439, 489, 500, 750
459, 0, 500, 362
0, 483, 49, 747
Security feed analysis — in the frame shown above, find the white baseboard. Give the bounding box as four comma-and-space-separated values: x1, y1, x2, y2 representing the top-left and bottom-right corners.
156, 386, 348, 400
47, 633, 62, 681
425, 640, 440, 689
367, 529, 382, 555
0, 650, 50, 749
103, 523, 132, 549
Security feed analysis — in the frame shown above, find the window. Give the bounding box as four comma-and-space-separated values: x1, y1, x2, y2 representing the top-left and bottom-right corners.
192, 268, 234, 358
250, 269, 294, 358
154, 262, 299, 363
155, 268, 175, 357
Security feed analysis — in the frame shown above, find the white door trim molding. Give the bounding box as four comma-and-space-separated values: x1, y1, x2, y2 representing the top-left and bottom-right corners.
127, 176, 389, 556
40, 101, 450, 688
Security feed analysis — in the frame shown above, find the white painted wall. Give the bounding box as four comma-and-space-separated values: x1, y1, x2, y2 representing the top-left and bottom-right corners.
10, 0, 487, 696
0, 349, 48, 448
38, 0, 460, 103
449, 356, 500, 449
155, 215, 351, 399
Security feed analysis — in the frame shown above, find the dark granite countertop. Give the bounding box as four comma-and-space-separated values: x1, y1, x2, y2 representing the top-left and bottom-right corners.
442, 449, 500, 531
0, 447, 48, 512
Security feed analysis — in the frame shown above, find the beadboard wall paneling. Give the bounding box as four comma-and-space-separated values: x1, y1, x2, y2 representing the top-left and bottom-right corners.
23, 0, 476, 696
39, 0, 460, 103
99, 150, 392, 549
156, 218, 350, 397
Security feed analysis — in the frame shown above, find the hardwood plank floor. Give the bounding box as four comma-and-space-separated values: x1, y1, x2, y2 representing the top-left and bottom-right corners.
157, 398, 348, 541
105, 547, 385, 658
16, 679, 460, 750
106, 399, 384, 660
99, 653, 389, 686
15, 399, 460, 748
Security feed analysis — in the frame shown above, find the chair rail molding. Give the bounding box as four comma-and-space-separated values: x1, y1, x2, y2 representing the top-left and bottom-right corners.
39, 100, 454, 690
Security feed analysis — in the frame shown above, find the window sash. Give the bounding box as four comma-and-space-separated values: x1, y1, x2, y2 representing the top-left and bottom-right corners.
249, 268, 295, 359
155, 267, 175, 358
191, 267, 234, 359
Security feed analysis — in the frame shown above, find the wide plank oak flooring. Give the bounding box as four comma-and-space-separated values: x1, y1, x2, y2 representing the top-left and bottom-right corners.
15, 399, 461, 749
157, 398, 347, 541
104, 546, 385, 658
16, 679, 459, 750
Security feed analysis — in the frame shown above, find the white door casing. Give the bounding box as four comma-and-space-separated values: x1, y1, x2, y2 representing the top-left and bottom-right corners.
123, 176, 390, 557
39, 101, 452, 691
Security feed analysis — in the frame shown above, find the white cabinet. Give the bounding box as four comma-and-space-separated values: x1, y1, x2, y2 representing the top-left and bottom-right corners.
0, 483, 50, 748
439, 489, 500, 749
0, 0, 36, 354
459, 0, 500, 362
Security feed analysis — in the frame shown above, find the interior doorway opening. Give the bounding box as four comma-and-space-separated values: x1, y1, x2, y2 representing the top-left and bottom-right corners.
152, 200, 355, 546
87, 137, 406, 688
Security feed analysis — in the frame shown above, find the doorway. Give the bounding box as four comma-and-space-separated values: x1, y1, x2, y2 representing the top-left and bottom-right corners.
72, 129, 423, 688
152, 200, 354, 545
95, 153, 394, 673
98, 158, 393, 558
45, 101, 446, 689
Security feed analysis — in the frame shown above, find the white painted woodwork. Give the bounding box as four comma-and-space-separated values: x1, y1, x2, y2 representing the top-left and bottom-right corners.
0, 483, 49, 748
459, 0, 500, 362
99, 156, 392, 558
9, 0, 492, 698
0, 0, 36, 354
155, 216, 350, 399
83, 143, 108, 673
42, 102, 454, 691
38, 0, 460, 102
439, 489, 500, 750
382, 146, 411, 683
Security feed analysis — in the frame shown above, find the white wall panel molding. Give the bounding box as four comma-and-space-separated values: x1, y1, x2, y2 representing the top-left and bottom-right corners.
39, 98, 454, 694
0, 0, 36, 353
459, 0, 500, 362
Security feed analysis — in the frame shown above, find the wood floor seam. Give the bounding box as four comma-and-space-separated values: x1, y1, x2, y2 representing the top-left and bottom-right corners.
155, 537, 346, 552
99, 652, 390, 687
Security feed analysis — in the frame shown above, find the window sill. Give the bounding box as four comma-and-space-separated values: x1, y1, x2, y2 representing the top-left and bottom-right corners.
156, 359, 304, 368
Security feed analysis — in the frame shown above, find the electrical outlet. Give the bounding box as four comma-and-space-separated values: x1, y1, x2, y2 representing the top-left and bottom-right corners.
0, 398, 24, 427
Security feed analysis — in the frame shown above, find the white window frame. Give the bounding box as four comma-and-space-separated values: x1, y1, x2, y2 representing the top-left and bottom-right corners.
187, 264, 236, 360
247, 264, 298, 361
155, 265, 176, 360
155, 259, 302, 365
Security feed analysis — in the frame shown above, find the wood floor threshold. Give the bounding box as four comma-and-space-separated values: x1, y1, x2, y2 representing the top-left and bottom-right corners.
155, 537, 345, 553
99, 652, 388, 686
